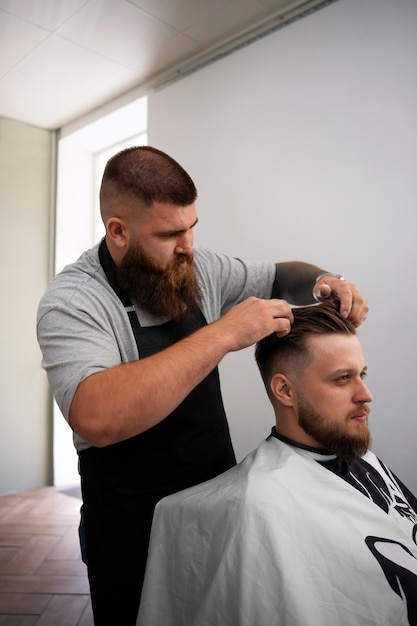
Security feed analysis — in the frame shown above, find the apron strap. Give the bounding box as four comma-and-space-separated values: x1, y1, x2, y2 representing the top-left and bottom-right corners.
98, 238, 142, 339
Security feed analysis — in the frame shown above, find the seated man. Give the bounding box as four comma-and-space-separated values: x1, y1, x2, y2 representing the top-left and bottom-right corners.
136, 302, 417, 626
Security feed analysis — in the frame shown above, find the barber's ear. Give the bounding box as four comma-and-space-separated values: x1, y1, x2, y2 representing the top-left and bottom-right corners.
270, 373, 296, 407
106, 217, 129, 249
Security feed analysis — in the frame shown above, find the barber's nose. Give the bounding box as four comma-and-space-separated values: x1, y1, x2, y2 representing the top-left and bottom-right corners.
176, 230, 194, 254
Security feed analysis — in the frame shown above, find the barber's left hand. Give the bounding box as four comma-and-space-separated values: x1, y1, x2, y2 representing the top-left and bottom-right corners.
313, 277, 368, 327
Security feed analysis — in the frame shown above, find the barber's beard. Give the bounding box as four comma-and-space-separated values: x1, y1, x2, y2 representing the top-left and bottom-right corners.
116, 242, 202, 319
297, 395, 371, 460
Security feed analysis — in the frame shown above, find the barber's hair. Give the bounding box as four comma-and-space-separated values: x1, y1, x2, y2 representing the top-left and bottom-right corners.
255, 301, 356, 399
100, 145, 197, 208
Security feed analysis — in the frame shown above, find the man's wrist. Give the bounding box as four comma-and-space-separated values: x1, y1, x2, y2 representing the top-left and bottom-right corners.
314, 272, 346, 283
313, 273, 346, 302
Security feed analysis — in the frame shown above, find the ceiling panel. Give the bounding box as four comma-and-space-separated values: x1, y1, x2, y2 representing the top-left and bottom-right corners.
126, 0, 233, 33
56, 0, 179, 65
0, 10, 48, 67
0, 0, 88, 30
0, 0, 332, 129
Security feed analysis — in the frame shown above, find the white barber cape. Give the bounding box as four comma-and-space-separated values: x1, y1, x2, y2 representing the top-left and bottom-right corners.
136, 437, 417, 626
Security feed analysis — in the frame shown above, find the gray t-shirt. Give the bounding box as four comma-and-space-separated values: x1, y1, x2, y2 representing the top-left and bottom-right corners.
37, 243, 276, 451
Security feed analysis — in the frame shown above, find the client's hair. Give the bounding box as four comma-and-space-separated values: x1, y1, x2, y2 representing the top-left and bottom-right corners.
255, 301, 356, 401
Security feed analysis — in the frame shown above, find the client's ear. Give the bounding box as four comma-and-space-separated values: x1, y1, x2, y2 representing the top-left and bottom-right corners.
270, 373, 296, 407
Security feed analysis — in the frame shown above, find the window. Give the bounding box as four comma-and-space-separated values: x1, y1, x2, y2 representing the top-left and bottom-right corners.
54, 97, 147, 486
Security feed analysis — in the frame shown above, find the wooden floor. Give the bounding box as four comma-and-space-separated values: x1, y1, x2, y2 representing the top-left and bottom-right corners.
0, 485, 93, 625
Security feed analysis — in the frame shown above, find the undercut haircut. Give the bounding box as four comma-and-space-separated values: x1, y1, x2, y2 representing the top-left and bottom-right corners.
255, 301, 356, 400
100, 145, 197, 209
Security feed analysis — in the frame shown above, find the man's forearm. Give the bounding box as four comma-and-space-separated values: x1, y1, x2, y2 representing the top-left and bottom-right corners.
69, 323, 231, 447
69, 296, 294, 447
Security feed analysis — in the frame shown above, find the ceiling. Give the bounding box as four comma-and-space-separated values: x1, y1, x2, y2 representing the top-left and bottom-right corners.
0, 0, 330, 130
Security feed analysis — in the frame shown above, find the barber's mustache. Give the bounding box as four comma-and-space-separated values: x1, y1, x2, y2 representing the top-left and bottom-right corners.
173, 252, 194, 266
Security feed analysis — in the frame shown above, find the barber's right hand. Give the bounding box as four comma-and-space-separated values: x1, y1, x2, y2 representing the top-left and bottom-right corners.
218, 297, 293, 352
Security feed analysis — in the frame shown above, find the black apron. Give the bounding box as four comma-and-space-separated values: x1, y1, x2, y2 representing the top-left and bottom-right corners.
78, 240, 236, 625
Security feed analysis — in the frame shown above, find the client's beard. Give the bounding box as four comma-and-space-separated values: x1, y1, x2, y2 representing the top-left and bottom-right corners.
298, 394, 371, 460
116, 241, 202, 319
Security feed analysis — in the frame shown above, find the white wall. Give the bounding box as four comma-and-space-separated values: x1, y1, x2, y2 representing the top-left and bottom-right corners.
0, 117, 53, 494
148, 0, 417, 492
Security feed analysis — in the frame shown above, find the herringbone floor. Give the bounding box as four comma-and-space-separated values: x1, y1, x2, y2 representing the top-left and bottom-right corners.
0, 485, 94, 625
